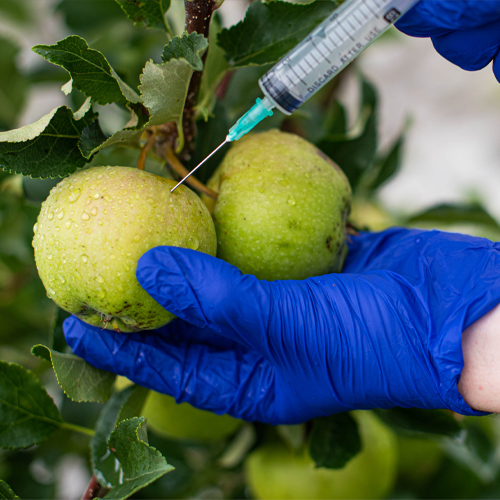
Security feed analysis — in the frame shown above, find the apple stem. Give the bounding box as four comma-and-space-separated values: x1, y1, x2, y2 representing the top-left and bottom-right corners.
180, 0, 218, 161
165, 146, 218, 199
137, 130, 157, 171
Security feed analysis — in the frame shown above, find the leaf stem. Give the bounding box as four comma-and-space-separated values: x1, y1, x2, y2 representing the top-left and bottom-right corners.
137, 130, 157, 170
60, 421, 95, 437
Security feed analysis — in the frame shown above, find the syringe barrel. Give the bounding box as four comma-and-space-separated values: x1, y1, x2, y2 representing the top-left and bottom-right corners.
259, 0, 419, 115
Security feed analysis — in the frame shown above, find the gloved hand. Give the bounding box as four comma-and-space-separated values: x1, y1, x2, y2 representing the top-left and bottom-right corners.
396, 0, 500, 82
64, 227, 500, 425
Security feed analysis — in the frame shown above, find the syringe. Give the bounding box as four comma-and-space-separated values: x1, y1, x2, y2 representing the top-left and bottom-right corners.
171, 0, 420, 192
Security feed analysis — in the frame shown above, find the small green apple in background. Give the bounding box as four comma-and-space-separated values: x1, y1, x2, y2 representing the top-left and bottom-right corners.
33, 166, 216, 332
205, 130, 352, 281
115, 377, 243, 442
245, 411, 398, 500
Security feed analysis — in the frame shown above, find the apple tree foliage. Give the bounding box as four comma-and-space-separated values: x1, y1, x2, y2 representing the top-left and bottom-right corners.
1, 0, 500, 498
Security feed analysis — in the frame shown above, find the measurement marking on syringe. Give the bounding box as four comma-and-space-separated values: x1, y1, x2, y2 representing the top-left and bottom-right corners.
339, 21, 356, 42
297, 62, 309, 76
304, 58, 315, 71
359, 5, 370, 20
327, 35, 339, 48
346, 18, 357, 32
311, 39, 331, 63
363, 0, 380, 19
352, 11, 363, 26
290, 66, 307, 86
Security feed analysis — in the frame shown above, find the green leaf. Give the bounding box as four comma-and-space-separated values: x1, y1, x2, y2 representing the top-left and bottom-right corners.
0, 480, 19, 499
309, 413, 362, 469
375, 408, 462, 437
406, 203, 500, 232
317, 77, 378, 191
197, 14, 230, 120
116, 0, 172, 34
32, 35, 141, 106
162, 32, 207, 72
140, 34, 208, 150
0, 38, 28, 131
103, 417, 174, 499
0, 361, 63, 449
92, 385, 149, 488
218, 0, 337, 67
369, 130, 406, 191
51, 307, 71, 352
0, 99, 103, 178
31, 344, 115, 403
56, 0, 126, 34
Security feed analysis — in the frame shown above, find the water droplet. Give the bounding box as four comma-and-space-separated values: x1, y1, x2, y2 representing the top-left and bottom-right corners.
133, 235, 141, 242
57, 210, 65, 220
98, 290, 106, 299
69, 189, 81, 203
97, 174, 103, 179
97, 219, 103, 226
104, 195, 112, 202
47, 212, 54, 220
287, 195, 296, 206
93, 193, 100, 200
187, 236, 199, 250
48, 289, 56, 296
146, 197, 154, 204
33, 222, 38, 233
85, 197, 92, 205
81, 254, 88, 263
65, 220, 72, 229
90, 207, 98, 216
47, 254, 53, 260
81, 212, 90, 221
96, 275, 105, 284
415, 237, 421, 243
58, 275, 65, 284
110, 254, 115, 259
125, 265, 131, 271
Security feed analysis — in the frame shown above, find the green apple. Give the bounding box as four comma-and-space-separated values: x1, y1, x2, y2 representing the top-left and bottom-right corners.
245, 411, 397, 499
349, 198, 398, 231
33, 166, 216, 332
207, 130, 351, 280
142, 390, 243, 442
115, 376, 243, 442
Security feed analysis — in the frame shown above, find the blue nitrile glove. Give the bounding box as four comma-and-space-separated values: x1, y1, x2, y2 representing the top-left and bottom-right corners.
396, 0, 500, 82
64, 228, 500, 425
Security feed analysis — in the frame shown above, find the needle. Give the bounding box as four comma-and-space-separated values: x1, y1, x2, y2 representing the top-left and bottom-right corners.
170, 140, 229, 193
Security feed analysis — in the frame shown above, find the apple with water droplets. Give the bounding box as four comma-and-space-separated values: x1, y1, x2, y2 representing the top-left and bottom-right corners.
205, 130, 351, 280
33, 166, 217, 332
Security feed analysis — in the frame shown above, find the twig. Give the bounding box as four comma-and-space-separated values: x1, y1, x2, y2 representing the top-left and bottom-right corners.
181, 0, 217, 160
165, 146, 218, 199
81, 475, 109, 500
137, 131, 157, 170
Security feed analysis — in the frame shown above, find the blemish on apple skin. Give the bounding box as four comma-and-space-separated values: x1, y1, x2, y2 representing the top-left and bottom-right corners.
479, 386, 483, 390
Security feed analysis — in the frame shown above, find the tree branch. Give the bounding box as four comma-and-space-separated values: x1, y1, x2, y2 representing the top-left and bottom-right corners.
181, 0, 217, 160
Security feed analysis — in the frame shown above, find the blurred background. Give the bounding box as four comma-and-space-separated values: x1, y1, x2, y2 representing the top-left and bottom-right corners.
1, 1, 500, 499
